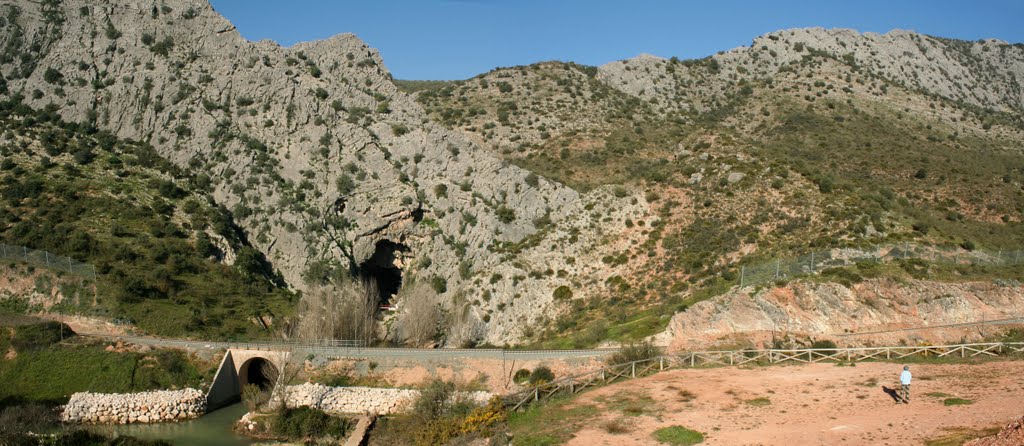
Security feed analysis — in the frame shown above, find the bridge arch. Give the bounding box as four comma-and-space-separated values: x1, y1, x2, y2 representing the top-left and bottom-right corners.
238, 356, 279, 390
206, 349, 291, 411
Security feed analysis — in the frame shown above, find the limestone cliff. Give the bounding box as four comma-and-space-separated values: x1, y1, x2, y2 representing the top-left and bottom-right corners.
0, 0, 648, 344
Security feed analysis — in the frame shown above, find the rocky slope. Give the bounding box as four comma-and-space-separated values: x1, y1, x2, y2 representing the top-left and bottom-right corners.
0, 0, 649, 345
657, 277, 1024, 350
2, 0, 1022, 347
597, 27, 1024, 115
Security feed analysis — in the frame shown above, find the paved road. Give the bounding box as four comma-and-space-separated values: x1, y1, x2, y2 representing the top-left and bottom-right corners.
86, 332, 617, 361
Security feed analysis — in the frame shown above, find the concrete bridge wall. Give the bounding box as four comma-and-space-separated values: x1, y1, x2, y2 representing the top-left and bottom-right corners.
206, 349, 291, 411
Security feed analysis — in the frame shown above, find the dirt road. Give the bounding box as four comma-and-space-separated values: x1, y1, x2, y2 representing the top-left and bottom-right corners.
564, 360, 1024, 445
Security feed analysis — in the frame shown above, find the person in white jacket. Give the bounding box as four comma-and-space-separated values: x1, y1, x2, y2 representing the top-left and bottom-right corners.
899, 365, 912, 404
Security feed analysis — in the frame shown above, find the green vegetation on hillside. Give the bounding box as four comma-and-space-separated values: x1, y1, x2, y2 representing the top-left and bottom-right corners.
0, 98, 294, 339
0, 315, 206, 407
411, 50, 1024, 347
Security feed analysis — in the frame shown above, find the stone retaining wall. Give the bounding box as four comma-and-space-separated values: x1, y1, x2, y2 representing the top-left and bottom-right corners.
62, 388, 206, 424
285, 383, 491, 415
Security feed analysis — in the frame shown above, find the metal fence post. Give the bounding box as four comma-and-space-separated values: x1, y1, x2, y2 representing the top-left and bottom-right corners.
740, 266, 745, 288
45, 251, 49, 267
774, 260, 780, 279
810, 252, 815, 273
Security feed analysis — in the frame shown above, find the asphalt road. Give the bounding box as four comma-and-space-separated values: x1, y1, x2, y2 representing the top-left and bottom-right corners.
86, 332, 617, 361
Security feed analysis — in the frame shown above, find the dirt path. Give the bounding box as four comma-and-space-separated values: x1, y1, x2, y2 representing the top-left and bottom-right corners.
565, 360, 1024, 445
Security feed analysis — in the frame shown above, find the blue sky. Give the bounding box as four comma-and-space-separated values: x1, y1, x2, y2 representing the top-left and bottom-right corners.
209, 1, 1024, 80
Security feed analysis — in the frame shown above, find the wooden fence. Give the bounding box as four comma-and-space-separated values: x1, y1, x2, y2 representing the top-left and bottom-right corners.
503, 342, 1024, 411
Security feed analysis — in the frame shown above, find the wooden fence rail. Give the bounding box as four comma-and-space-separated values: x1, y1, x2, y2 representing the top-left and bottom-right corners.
503, 342, 1024, 411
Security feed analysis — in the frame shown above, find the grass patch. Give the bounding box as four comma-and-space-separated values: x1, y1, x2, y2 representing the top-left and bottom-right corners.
924, 426, 1001, 446
652, 425, 705, 445
507, 396, 600, 446
924, 392, 953, 398
597, 390, 660, 416
745, 397, 771, 407
0, 322, 205, 406
942, 397, 973, 406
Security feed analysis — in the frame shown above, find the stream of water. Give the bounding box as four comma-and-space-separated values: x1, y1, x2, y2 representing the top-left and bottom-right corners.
88, 403, 277, 446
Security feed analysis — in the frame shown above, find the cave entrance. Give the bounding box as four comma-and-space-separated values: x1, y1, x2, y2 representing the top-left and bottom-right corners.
359, 239, 408, 307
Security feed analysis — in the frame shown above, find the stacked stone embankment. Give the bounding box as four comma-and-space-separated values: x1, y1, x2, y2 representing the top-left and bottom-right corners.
62, 389, 206, 424
285, 383, 491, 415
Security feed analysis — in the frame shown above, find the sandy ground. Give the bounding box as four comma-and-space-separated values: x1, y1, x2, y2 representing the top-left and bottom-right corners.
565, 360, 1024, 446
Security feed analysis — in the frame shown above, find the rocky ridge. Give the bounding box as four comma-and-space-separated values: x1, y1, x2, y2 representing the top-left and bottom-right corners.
597, 27, 1024, 115
0, 0, 647, 344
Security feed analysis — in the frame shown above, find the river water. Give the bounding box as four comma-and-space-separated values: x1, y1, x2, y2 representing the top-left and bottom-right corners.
88, 403, 278, 446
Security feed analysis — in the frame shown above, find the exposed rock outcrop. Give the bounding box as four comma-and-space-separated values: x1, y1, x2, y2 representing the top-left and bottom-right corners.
965, 415, 1024, 446
598, 28, 1024, 114
657, 278, 1024, 350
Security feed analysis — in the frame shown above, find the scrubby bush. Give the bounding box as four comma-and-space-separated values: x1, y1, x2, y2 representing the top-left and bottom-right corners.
528, 366, 555, 385
271, 406, 350, 440
552, 285, 572, 301
606, 340, 660, 366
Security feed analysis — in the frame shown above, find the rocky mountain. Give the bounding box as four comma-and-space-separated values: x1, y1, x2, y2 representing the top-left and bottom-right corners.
1, 0, 1022, 347
0, 0, 650, 345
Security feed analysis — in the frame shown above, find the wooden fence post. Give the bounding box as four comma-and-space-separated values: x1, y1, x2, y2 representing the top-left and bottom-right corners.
659, 357, 664, 371
631, 362, 636, 378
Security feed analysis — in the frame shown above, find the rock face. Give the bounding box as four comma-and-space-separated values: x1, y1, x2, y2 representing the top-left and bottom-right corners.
0, 0, 650, 345
966, 414, 1024, 446
284, 383, 490, 415
62, 388, 206, 424
658, 278, 1024, 350
598, 28, 1024, 115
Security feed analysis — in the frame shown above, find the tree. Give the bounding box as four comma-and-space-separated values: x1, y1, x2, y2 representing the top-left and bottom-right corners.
294, 280, 380, 344
392, 279, 442, 346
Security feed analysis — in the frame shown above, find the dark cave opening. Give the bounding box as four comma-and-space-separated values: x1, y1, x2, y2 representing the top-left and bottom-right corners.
358, 239, 408, 306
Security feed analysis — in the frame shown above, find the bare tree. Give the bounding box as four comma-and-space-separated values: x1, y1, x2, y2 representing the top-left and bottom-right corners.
391, 278, 444, 346
446, 301, 486, 348
294, 279, 380, 344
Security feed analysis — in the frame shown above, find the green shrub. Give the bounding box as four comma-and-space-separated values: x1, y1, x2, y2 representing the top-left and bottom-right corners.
552, 285, 572, 301
9, 321, 73, 352
513, 369, 530, 384
272, 406, 350, 440
653, 425, 705, 445
430, 276, 447, 294
606, 340, 660, 366
413, 379, 474, 421
528, 366, 555, 385
810, 339, 837, 351
495, 206, 515, 223
43, 68, 63, 85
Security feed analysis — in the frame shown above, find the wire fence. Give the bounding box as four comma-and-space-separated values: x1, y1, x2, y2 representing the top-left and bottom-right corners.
739, 243, 1024, 288
0, 243, 97, 281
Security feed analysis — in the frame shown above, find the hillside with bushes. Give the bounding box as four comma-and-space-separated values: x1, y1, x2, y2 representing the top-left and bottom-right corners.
0, 0, 1021, 347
